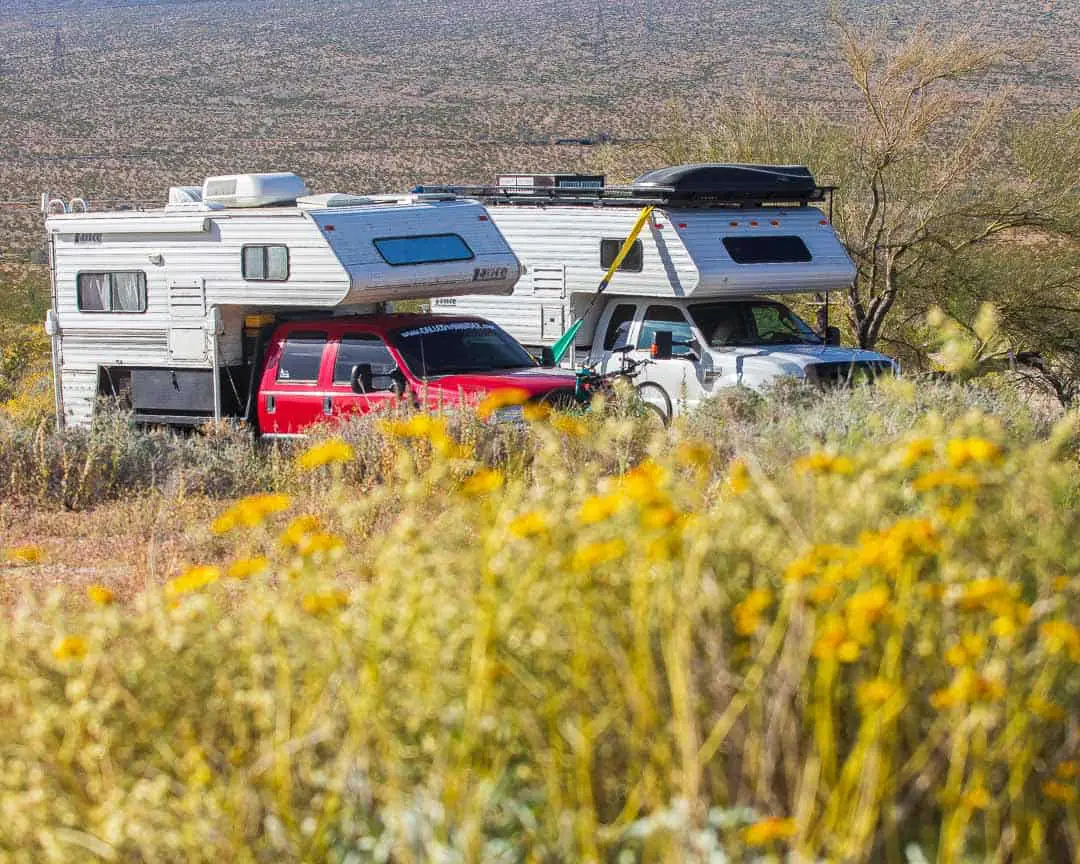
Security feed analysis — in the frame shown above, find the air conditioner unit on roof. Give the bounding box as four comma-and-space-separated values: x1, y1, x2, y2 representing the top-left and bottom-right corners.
202, 172, 310, 208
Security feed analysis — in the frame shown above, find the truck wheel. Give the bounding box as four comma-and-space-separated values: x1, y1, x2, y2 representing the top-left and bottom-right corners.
634, 382, 672, 427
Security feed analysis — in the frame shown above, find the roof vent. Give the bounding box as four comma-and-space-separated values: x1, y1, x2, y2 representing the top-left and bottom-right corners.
168, 186, 203, 204
202, 172, 309, 208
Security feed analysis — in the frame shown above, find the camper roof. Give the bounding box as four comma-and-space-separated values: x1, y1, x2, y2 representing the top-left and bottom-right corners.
414, 163, 831, 209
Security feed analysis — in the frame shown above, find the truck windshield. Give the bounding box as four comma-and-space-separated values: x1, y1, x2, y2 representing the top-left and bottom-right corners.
688, 301, 822, 347
391, 320, 536, 377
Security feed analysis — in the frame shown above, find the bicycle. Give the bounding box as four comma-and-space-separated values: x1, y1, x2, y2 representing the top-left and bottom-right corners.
563, 345, 673, 426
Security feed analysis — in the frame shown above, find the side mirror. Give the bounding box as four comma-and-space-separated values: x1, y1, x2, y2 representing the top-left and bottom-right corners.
825, 326, 842, 346
350, 363, 374, 394
389, 369, 408, 397
539, 346, 556, 368
650, 330, 673, 360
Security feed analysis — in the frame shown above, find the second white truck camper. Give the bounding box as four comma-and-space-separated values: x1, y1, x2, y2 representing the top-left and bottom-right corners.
422, 164, 897, 419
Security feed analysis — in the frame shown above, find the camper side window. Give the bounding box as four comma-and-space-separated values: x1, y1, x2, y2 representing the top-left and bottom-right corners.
600, 239, 643, 273
242, 245, 290, 281
77, 272, 147, 313
276, 331, 327, 382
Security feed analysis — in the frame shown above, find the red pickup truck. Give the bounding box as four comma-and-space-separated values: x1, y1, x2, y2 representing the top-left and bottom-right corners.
255, 313, 579, 435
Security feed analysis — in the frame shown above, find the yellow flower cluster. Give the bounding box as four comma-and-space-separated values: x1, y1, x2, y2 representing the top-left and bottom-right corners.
52, 635, 88, 662
571, 538, 626, 572
379, 414, 464, 457
1039, 620, 1080, 661
212, 493, 292, 535
795, 451, 854, 476
929, 668, 1006, 711
297, 438, 355, 470
508, 510, 549, 539
301, 590, 350, 616
6, 544, 44, 564
733, 588, 773, 637
165, 565, 221, 598
87, 584, 115, 606
743, 816, 796, 846
462, 468, 504, 497
227, 556, 270, 580
278, 516, 343, 559
946, 437, 1003, 468
475, 387, 530, 421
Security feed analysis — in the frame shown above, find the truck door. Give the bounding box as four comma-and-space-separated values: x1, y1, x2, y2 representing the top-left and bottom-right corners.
327, 332, 404, 418
632, 304, 705, 414
258, 329, 331, 435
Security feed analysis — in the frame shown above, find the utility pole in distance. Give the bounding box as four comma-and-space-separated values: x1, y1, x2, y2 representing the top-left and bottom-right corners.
52, 24, 65, 76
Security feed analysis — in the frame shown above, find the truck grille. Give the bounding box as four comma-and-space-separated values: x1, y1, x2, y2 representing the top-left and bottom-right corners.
805, 361, 894, 388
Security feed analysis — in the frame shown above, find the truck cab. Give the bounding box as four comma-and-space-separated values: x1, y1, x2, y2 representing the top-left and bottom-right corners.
588, 296, 896, 417
257, 313, 577, 435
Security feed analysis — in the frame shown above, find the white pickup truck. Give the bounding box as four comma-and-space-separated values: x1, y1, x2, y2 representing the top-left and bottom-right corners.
425, 163, 897, 419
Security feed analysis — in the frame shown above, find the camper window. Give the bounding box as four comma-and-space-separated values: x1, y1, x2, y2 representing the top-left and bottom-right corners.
600, 239, 643, 273
276, 331, 326, 382
721, 236, 812, 264
373, 234, 474, 266
603, 303, 638, 350
242, 245, 290, 281
76, 271, 147, 313
637, 306, 695, 355
332, 334, 398, 388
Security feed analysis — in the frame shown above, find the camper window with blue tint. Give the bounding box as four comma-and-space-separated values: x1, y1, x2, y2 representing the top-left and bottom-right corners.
722, 236, 812, 264
373, 234, 474, 266
242, 245, 290, 281
77, 271, 147, 313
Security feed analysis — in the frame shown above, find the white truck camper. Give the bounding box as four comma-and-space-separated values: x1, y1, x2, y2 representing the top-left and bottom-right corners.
421, 164, 897, 419
42, 173, 520, 428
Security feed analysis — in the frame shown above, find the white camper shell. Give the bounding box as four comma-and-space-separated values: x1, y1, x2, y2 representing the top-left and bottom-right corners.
43, 173, 520, 428
424, 164, 896, 417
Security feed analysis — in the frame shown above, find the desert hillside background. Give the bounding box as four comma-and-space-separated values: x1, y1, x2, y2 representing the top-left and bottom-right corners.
1, 0, 1077, 256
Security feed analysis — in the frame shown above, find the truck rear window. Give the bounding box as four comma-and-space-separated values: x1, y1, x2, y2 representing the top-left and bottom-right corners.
722, 236, 812, 264
373, 234, 474, 266
276, 331, 326, 382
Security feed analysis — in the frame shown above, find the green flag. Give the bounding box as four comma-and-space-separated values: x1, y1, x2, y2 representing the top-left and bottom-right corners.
551, 205, 655, 364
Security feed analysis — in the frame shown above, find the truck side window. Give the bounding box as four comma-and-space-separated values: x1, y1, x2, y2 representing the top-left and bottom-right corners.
603, 303, 637, 350
637, 306, 694, 355
600, 239, 643, 272
276, 331, 326, 382
333, 334, 398, 389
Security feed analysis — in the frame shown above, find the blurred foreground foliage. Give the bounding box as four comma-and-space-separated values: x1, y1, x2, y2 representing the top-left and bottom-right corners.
2, 381, 1079, 862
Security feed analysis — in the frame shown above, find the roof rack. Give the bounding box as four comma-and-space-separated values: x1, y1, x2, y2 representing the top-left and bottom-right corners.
413, 163, 832, 209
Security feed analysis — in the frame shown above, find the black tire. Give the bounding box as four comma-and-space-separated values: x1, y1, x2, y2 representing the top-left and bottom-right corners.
634, 382, 672, 427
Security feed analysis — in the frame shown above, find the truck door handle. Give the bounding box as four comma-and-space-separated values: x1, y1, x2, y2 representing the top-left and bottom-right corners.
265, 395, 276, 414
323, 396, 333, 415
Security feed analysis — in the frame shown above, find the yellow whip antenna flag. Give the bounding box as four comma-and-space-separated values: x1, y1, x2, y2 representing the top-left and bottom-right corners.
550, 205, 655, 364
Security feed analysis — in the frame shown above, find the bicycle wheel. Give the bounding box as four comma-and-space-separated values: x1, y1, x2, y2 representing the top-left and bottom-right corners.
634, 382, 672, 427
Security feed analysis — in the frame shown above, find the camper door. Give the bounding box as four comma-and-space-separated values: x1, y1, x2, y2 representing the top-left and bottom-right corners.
167, 279, 208, 363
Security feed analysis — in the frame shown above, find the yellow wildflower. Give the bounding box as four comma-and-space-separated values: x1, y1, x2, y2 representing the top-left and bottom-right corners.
1029, 696, 1066, 722
294, 532, 345, 559
912, 469, 981, 493
227, 556, 269, 580
726, 459, 750, 495
946, 437, 1003, 469
961, 786, 991, 810
1056, 761, 1080, 780
837, 640, 861, 663
813, 615, 848, 660
52, 635, 88, 662
733, 588, 773, 637
807, 582, 838, 606
785, 544, 850, 583
522, 402, 552, 423
462, 469, 504, 497
743, 817, 797, 847
6, 544, 44, 565
795, 451, 854, 476
166, 565, 221, 598
957, 577, 1011, 613
676, 441, 712, 470
846, 586, 891, 624
87, 584, 115, 606
857, 677, 898, 711
302, 590, 350, 616
212, 493, 292, 534
620, 460, 667, 504
579, 493, 624, 525
1039, 620, 1080, 661
930, 670, 1005, 710
641, 505, 678, 530
571, 538, 627, 572
550, 414, 588, 437
901, 437, 936, 468
1042, 781, 1077, 804
508, 510, 549, 539
297, 438, 355, 470
279, 515, 322, 549
476, 387, 530, 420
